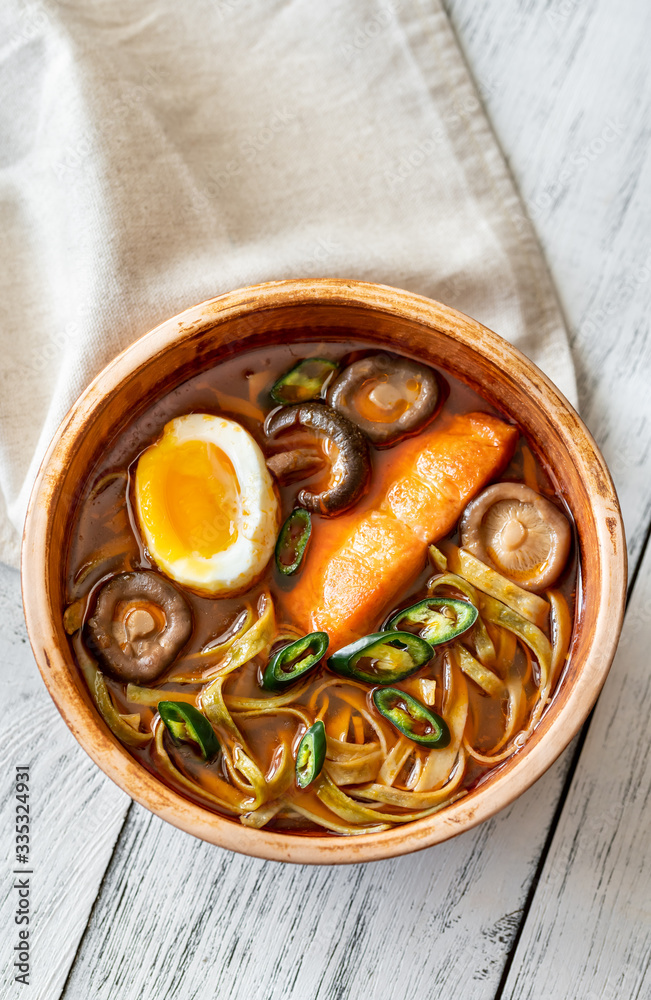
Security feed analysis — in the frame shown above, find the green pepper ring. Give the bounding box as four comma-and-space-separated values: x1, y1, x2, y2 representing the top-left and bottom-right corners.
275, 508, 312, 576
295, 719, 327, 788
372, 687, 450, 748
158, 701, 220, 761
270, 358, 339, 405
385, 596, 478, 646
327, 631, 434, 684
261, 631, 329, 691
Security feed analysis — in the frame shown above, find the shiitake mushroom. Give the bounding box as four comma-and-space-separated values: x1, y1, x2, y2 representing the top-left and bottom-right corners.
266, 446, 326, 485
85, 571, 192, 683
460, 483, 571, 592
328, 353, 440, 446
265, 402, 371, 516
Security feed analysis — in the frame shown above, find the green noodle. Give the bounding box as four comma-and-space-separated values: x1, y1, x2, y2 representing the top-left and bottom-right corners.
73, 633, 151, 748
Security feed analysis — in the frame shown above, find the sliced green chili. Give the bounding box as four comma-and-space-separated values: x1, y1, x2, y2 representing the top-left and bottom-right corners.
261, 632, 329, 691
270, 358, 339, 405
372, 687, 450, 748
158, 701, 220, 761
385, 597, 478, 646
328, 631, 433, 685
295, 720, 327, 788
275, 508, 312, 576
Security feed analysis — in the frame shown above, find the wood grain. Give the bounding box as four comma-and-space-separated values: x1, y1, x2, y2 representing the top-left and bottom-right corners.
60, 757, 572, 1000
21, 281, 624, 862
0, 564, 130, 1000
1, 0, 650, 997
445, 0, 651, 568
500, 540, 651, 1000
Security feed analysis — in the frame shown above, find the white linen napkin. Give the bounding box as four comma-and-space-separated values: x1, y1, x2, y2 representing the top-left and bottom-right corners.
0, 0, 576, 568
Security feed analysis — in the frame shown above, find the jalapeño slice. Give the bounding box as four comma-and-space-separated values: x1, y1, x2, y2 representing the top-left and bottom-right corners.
372, 687, 450, 748
275, 508, 312, 576
158, 701, 220, 761
295, 720, 327, 788
261, 632, 329, 691
270, 358, 339, 405
385, 597, 477, 646
327, 631, 433, 685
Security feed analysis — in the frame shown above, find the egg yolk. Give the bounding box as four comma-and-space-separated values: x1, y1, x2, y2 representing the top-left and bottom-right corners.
136, 438, 240, 561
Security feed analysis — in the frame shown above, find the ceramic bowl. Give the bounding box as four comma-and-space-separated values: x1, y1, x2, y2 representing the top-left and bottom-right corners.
21, 279, 626, 864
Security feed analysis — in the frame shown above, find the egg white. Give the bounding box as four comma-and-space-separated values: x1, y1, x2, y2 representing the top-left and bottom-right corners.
135, 413, 279, 596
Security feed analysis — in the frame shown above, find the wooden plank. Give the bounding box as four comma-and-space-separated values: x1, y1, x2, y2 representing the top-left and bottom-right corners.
54, 2, 651, 998
1, 4, 648, 1000
445, 0, 651, 567
499, 539, 651, 1000
36, 3, 587, 992
0, 565, 130, 999
60, 0, 651, 992
59, 756, 572, 1000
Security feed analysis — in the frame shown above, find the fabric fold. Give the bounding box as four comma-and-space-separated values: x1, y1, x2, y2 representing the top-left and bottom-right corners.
0, 0, 576, 568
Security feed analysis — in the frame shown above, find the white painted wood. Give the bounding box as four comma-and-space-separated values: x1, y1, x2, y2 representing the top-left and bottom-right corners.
1, 2, 649, 999
57, 0, 650, 994
445, 0, 651, 567
0, 564, 130, 1000
500, 541, 651, 1000
60, 758, 571, 1000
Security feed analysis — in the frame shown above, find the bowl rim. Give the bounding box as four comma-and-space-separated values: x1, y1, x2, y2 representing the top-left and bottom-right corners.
21, 278, 627, 864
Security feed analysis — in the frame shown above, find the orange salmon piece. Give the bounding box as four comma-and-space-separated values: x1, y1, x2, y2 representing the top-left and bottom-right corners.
289, 510, 425, 650
386, 412, 517, 541
288, 412, 517, 650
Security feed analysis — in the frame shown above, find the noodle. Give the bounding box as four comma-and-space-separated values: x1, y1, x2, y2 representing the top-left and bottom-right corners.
153, 720, 254, 814
353, 750, 468, 808
452, 642, 505, 698
73, 633, 151, 748
415, 656, 468, 792
317, 773, 467, 825
286, 800, 392, 836
66, 342, 576, 837
444, 543, 549, 628
174, 597, 272, 683
126, 684, 197, 706
548, 589, 572, 685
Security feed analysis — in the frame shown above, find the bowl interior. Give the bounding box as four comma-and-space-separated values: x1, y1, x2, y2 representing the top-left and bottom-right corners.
22, 281, 626, 863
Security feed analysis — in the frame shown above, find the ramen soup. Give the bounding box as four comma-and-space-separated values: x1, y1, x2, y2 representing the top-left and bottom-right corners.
65, 340, 577, 836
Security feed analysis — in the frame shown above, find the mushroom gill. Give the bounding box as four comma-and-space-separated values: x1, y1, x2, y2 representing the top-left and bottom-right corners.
85, 571, 192, 683
328, 353, 441, 446
460, 483, 571, 592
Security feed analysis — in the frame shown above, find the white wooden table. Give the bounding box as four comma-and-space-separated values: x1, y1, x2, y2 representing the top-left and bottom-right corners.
2, 1, 650, 997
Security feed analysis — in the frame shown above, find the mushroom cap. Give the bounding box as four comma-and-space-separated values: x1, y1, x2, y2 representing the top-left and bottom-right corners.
85, 571, 192, 683
265, 402, 371, 516
460, 483, 571, 592
328, 353, 440, 445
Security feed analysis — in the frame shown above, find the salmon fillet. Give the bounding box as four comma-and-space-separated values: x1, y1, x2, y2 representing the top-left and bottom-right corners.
287, 412, 517, 650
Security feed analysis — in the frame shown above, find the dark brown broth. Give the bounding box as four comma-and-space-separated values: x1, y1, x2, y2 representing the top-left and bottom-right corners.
66, 338, 578, 831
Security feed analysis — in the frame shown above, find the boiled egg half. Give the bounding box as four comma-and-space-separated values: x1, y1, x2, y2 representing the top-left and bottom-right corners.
134, 414, 279, 595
